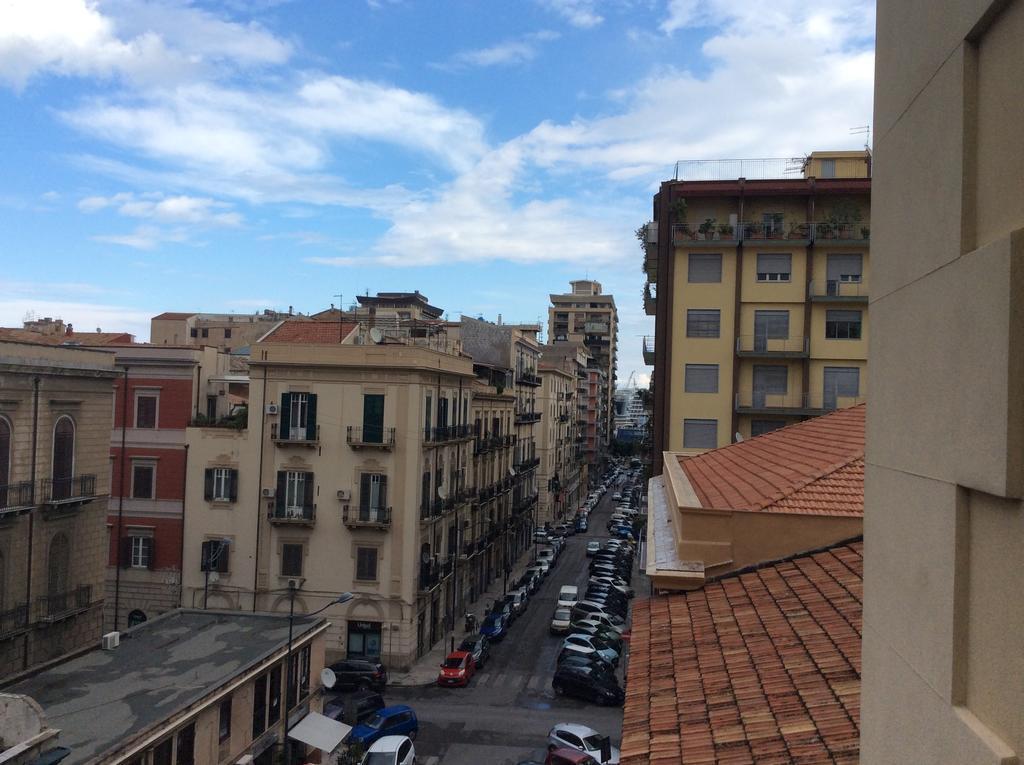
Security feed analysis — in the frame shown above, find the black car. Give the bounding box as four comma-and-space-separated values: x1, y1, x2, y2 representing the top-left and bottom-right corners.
590, 564, 631, 581
326, 659, 388, 692
583, 596, 628, 618
556, 653, 619, 679
322, 690, 385, 725
569, 623, 624, 651
458, 634, 491, 668
552, 665, 624, 706
585, 589, 629, 612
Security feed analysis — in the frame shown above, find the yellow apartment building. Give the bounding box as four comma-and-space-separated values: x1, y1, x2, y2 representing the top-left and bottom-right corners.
645, 151, 871, 473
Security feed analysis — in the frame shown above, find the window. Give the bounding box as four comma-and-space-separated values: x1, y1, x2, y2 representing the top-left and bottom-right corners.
751, 420, 787, 437
683, 419, 718, 449
684, 364, 719, 393
135, 394, 157, 428
268, 665, 282, 725
281, 392, 315, 440
360, 474, 387, 511
826, 253, 863, 283
218, 697, 232, 743
823, 367, 860, 409
421, 471, 431, 512
130, 536, 153, 568
152, 738, 173, 765
356, 547, 378, 581
223, 327, 232, 339
204, 468, 237, 502
132, 463, 155, 499
362, 394, 385, 443
0, 417, 9, 507
201, 539, 229, 573
52, 416, 75, 499
47, 532, 70, 601
175, 724, 195, 765
189, 328, 198, 338
756, 253, 792, 281
687, 253, 722, 283
825, 310, 862, 339
762, 212, 784, 236
252, 674, 268, 737
281, 543, 303, 577
127, 609, 147, 627
284, 471, 309, 511
820, 158, 836, 178
425, 394, 432, 431
686, 309, 721, 338
206, 396, 217, 421
754, 310, 790, 340
201, 328, 209, 338
753, 365, 789, 394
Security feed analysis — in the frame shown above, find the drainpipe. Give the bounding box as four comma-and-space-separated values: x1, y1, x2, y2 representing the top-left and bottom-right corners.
113, 365, 129, 631
178, 443, 188, 607
252, 364, 269, 611
194, 365, 202, 419
23, 375, 40, 670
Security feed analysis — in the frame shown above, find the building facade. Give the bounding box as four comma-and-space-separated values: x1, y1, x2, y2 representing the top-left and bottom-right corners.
863, 1, 1024, 761
102, 345, 235, 632
537, 344, 587, 526
646, 151, 871, 473
0, 342, 117, 681
150, 310, 298, 353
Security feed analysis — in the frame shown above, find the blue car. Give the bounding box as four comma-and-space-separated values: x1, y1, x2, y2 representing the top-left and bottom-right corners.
345, 705, 418, 749
479, 613, 506, 641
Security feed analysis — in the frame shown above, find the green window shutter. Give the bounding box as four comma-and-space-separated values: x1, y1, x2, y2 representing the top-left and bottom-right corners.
201, 540, 212, 571
276, 472, 286, 513
362, 394, 384, 443
217, 543, 229, 573
120, 537, 132, 568
303, 472, 315, 510
279, 393, 291, 436
204, 469, 214, 501
145, 537, 156, 570
305, 394, 318, 441
379, 476, 387, 508
229, 469, 239, 501
360, 474, 371, 511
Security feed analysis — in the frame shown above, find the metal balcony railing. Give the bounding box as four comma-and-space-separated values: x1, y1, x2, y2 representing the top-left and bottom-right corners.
346, 426, 396, 449
642, 336, 655, 366
36, 585, 91, 622
674, 157, 807, 181
0, 604, 29, 637
671, 220, 870, 245
515, 371, 542, 387
420, 500, 443, 521
808, 279, 868, 301
734, 391, 866, 412
271, 423, 319, 446
812, 222, 870, 242
514, 411, 541, 425
423, 424, 473, 444
735, 335, 809, 356
267, 505, 316, 524
342, 506, 391, 528
39, 475, 97, 505
0, 480, 35, 513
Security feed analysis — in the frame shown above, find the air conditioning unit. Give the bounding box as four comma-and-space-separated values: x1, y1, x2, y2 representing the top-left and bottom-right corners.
644, 221, 658, 244
102, 631, 120, 650
265, 403, 279, 415
336, 489, 351, 501
261, 487, 276, 498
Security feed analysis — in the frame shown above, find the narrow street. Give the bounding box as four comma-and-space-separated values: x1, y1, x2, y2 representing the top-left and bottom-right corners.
388, 483, 641, 764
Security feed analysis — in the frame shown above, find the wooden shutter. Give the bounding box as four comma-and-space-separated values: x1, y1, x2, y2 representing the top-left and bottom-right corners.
120, 536, 132, 568
204, 469, 214, 501
305, 394, 317, 441
303, 472, 315, 510
362, 394, 384, 442
144, 537, 156, 570
201, 540, 212, 571
378, 476, 387, 508
229, 469, 239, 501
360, 473, 371, 511
276, 472, 286, 514
279, 393, 291, 436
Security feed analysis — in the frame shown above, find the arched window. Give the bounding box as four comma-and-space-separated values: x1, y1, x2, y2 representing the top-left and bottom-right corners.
0, 417, 10, 508
52, 416, 75, 501
127, 609, 147, 627
47, 532, 70, 603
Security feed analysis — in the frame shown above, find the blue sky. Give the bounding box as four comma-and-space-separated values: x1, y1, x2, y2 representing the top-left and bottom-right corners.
0, 0, 875, 384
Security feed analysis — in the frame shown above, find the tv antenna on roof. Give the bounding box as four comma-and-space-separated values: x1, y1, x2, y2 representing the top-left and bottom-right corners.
850, 125, 870, 150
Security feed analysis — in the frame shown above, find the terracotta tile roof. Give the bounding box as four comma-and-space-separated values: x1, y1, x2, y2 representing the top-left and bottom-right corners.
0, 328, 135, 346
261, 320, 357, 344
678, 405, 864, 516
151, 312, 196, 321
623, 540, 863, 765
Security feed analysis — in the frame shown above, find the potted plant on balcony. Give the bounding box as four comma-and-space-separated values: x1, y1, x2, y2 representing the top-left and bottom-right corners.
860, 225, 870, 240
698, 217, 717, 240
717, 222, 734, 239
787, 218, 809, 239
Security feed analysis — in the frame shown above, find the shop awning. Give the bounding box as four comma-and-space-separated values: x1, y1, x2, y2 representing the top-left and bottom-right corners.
287, 712, 352, 753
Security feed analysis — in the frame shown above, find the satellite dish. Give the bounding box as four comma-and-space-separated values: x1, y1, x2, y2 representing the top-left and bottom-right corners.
735, 432, 744, 442
320, 668, 337, 690
437, 485, 448, 499
369, 327, 383, 344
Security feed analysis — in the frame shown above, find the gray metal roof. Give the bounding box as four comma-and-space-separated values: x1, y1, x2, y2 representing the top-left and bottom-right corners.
8, 609, 323, 765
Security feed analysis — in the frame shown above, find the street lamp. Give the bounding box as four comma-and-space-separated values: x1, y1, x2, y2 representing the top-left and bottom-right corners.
283, 583, 354, 765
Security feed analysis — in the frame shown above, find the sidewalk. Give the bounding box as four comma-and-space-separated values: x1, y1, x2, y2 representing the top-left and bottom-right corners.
390, 550, 537, 687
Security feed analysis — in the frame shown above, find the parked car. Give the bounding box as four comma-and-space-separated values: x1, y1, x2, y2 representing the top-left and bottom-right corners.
322, 690, 385, 725
585, 541, 601, 557
550, 607, 574, 635
557, 585, 579, 609
437, 650, 476, 687
458, 634, 491, 668
569, 622, 623, 649
547, 723, 621, 763
525, 565, 547, 585
589, 576, 633, 598
558, 644, 615, 668
612, 492, 622, 501
534, 528, 551, 542
551, 666, 625, 709
511, 588, 529, 616
359, 735, 415, 765
479, 613, 507, 641
555, 653, 619, 680
347, 706, 419, 749
517, 749, 601, 765
571, 601, 626, 626
534, 558, 552, 577
326, 659, 388, 692
572, 614, 625, 635
562, 634, 619, 665
537, 548, 555, 564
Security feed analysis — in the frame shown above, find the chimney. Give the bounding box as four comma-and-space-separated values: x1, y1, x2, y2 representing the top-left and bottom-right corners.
288, 305, 293, 315
66, 324, 73, 335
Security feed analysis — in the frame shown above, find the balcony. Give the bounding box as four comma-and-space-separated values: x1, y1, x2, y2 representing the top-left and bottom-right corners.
36, 585, 92, 623
811, 221, 870, 244
735, 391, 866, 416
0, 604, 29, 638
0, 480, 35, 517
515, 456, 540, 472
735, 335, 809, 358
420, 500, 443, 522
343, 506, 391, 530
808, 279, 869, 303
739, 221, 810, 245
643, 283, 656, 316
271, 423, 319, 447
644, 244, 658, 283
267, 505, 316, 525
346, 426, 396, 450
514, 411, 541, 425
642, 336, 655, 366
672, 222, 739, 245
515, 493, 539, 513
423, 424, 473, 445
584, 323, 609, 334
461, 540, 477, 559
674, 157, 807, 181
418, 564, 440, 593
515, 371, 542, 387
38, 475, 98, 511
670, 220, 870, 247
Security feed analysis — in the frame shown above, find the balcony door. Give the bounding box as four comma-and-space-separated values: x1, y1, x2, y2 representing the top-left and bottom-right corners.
823, 367, 860, 410
360, 473, 387, 522
753, 365, 788, 408
52, 416, 75, 500
362, 394, 384, 443
753, 310, 789, 352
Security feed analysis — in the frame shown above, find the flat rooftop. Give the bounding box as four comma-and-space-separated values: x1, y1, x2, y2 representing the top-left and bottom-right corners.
7, 609, 322, 765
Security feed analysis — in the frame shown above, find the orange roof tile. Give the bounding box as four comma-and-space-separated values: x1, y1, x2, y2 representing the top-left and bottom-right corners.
623, 540, 863, 765
261, 320, 357, 344
678, 406, 864, 516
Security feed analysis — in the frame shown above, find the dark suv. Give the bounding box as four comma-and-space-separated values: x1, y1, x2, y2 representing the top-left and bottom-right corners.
327, 658, 388, 692
322, 690, 385, 724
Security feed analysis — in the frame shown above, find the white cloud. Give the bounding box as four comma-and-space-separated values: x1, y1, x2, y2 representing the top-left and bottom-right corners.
446, 31, 560, 68
537, 0, 603, 28
92, 224, 189, 250
0, 298, 152, 340
660, 0, 705, 34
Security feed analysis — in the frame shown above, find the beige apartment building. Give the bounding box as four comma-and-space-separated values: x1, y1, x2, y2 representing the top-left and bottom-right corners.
863, 1, 1024, 762
537, 344, 588, 526
548, 281, 618, 454
0, 341, 117, 681
150, 310, 299, 352
645, 151, 872, 473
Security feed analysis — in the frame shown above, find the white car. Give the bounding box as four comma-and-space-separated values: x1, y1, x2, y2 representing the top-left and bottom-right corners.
547, 723, 620, 765
550, 606, 573, 635
360, 735, 415, 765
586, 541, 601, 557
557, 585, 579, 608
612, 492, 622, 501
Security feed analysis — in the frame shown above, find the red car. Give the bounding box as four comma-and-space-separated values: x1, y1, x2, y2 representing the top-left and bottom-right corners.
437, 650, 476, 687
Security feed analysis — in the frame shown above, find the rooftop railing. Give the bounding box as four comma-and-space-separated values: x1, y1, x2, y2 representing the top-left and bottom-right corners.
674, 157, 807, 181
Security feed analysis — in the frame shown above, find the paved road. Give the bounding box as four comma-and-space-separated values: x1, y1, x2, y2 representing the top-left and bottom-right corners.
388, 484, 639, 764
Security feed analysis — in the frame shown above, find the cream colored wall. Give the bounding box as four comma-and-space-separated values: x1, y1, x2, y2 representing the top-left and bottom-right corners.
668, 247, 738, 451
865, 0, 1024, 762
739, 248, 808, 303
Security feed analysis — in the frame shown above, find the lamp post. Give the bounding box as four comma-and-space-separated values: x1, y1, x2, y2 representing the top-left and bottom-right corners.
283, 583, 354, 765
